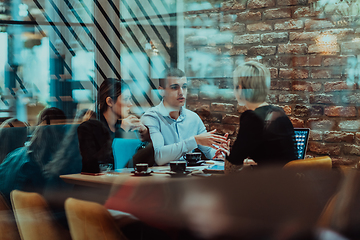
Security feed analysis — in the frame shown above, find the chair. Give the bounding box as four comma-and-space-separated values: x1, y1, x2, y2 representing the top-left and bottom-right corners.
112, 138, 141, 169
317, 193, 339, 228
0, 193, 20, 240
10, 190, 71, 240
283, 156, 332, 171
65, 198, 127, 240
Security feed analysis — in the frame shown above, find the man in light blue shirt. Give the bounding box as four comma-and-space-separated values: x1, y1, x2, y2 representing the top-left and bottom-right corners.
141, 68, 229, 165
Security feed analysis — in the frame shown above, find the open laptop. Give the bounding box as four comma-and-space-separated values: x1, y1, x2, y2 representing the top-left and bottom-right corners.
293, 128, 310, 160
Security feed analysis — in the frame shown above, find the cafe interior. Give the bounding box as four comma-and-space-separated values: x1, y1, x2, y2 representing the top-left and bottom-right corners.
1, 0, 360, 239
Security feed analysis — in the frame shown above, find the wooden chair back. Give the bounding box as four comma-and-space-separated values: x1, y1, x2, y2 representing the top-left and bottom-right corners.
65, 198, 127, 240
283, 156, 332, 171
0, 193, 20, 240
10, 190, 71, 240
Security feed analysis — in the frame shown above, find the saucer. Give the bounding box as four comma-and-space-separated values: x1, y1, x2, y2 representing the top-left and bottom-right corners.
186, 160, 205, 166
131, 170, 152, 176
167, 170, 191, 177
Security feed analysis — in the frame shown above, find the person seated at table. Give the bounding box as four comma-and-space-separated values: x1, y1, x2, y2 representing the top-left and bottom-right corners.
78, 78, 151, 173
141, 68, 229, 166
225, 61, 296, 167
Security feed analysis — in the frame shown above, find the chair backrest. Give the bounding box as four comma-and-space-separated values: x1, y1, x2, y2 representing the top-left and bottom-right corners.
0, 193, 21, 240
65, 198, 127, 240
317, 193, 339, 228
283, 156, 332, 171
10, 190, 71, 240
0, 127, 28, 164
112, 138, 141, 169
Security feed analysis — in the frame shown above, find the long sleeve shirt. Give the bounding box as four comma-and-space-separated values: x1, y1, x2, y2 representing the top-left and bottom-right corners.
141, 101, 215, 165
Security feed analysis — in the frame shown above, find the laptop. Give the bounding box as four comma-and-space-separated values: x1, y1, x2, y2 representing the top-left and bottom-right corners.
293, 128, 310, 160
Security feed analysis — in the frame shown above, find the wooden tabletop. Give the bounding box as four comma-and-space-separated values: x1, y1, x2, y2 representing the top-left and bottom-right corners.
60, 166, 212, 188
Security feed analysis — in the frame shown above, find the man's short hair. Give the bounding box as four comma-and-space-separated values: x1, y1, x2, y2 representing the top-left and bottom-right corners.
159, 68, 186, 88
233, 61, 271, 103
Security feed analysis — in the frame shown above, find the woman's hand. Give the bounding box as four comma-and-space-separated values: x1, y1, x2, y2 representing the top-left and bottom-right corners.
121, 115, 143, 132
138, 125, 151, 142
243, 158, 257, 166
194, 129, 228, 149
213, 133, 230, 159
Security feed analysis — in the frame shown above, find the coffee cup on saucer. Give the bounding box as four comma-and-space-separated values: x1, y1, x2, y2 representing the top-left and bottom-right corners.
135, 163, 148, 173
170, 161, 186, 173
184, 152, 201, 165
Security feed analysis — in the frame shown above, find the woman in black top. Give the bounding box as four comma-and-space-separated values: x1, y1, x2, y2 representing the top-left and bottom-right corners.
227, 61, 296, 167
78, 78, 148, 173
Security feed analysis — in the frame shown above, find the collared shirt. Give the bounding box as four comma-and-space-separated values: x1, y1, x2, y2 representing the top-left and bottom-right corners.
141, 101, 215, 165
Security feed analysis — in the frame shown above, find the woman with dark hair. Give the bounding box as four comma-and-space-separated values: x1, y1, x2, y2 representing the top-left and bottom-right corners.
77, 78, 148, 173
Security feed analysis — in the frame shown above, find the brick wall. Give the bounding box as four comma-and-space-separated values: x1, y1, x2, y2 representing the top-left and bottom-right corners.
184, 0, 360, 166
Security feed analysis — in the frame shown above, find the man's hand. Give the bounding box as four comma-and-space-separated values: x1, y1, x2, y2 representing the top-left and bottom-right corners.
194, 129, 228, 149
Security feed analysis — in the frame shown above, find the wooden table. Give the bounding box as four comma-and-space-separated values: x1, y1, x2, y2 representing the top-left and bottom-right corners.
60, 165, 212, 188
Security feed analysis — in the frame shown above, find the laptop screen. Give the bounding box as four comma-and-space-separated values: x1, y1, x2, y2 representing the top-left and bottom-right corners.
294, 128, 310, 160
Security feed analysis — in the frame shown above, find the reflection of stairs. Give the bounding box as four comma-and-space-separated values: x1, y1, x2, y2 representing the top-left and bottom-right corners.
27, 103, 45, 126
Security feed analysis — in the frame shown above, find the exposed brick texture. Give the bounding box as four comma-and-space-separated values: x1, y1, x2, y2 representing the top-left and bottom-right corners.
248, 45, 277, 56
292, 56, 321, 67
305, 19, 335, 30
289, 117, 305, 128
247, 0, 276, 9
278, 43, 307, 54
184, 0, 360, 166
277, 0, 307, 6
279, 68, 309, 79
311, 69, 333, 79
343, 144, 360, 156
236, 11, 261, 22
323, 131, 354, 143
324, 81, 349, 92
274, 20, 304, 30
324, 106, 357, 117
308, 142, 341, 155
292, 81, 321, 92
211, 103, 235, 112
247, 22, 272, 32
309, 130, 322, 141
307, 118, 335, 130
233, 34, 260, 44
263, 8, 291, 19
289, 31, 320, 42
261, 32, 288, 43
222, 114, 240, 124
293, 7, 317, 18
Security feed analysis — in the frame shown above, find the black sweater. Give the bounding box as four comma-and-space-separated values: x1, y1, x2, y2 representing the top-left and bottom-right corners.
77, 114, 124, 173
227, 105, 297, 167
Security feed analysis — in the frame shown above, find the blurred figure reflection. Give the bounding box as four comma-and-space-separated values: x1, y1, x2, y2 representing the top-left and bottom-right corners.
0, 118, 28, 164
180, 181, 231, 239
0, 118, 66, 206
37, 107, 67, 125
225, 61, 297, 168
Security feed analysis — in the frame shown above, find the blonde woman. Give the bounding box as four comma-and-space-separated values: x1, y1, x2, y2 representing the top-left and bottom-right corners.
227, 61, 296, 167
